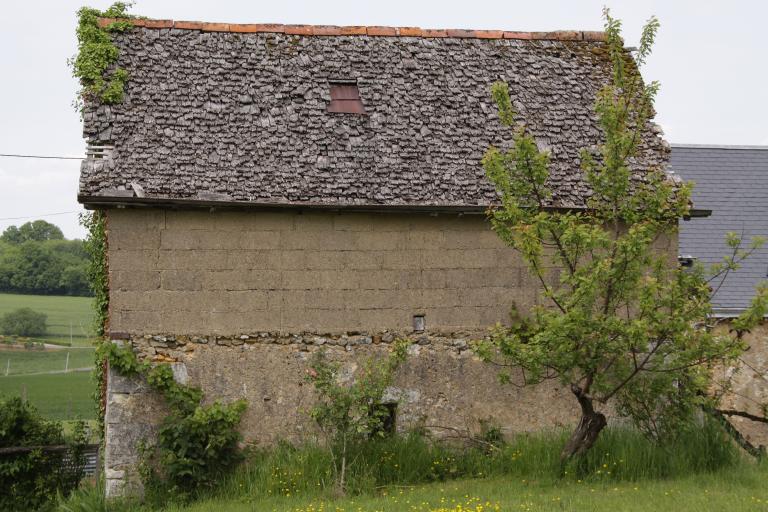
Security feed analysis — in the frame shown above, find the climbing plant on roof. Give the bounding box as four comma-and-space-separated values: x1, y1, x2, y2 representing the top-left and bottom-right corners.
71, 2, 136, 107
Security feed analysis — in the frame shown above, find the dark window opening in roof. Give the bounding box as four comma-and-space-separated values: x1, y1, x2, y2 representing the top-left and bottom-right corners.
327, 82, 366, 114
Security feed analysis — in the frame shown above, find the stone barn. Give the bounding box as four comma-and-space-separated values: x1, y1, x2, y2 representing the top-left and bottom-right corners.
77, 19, 674, 495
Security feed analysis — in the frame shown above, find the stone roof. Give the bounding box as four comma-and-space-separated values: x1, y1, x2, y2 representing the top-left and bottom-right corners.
78, 19, 670, 210
673, 145, 768, 315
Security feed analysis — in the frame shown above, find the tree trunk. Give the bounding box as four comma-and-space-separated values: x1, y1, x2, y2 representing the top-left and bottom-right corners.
560, 384, 607, 463
337, 436, 347, 497
707, 407, 766, 459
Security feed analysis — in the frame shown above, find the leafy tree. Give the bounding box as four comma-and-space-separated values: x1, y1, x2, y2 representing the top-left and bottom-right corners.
0, 308, 48, 337
0, 242, 65, 294
1, 220, 64, 244
476, 10, 768, 464
0, 222, 91, 296
306, 340, 409, 495
0, 397, 87, 510
0, 226, 22, 244
59, 264, 90, 296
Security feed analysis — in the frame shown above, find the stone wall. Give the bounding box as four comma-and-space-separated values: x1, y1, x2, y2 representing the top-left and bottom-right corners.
104, 331, 583, 497
103, 207, 677, 496
715, 321, 768, 449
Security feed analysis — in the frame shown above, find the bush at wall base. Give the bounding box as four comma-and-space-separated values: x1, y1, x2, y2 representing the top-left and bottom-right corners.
0, 396, 87, 511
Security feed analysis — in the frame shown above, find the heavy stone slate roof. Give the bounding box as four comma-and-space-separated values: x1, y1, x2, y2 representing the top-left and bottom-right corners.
673, 145, 768, 315
78, 20, 670, 210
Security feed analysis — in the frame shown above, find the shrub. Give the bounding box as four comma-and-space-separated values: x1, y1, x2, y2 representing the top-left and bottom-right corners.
0, 396, 87, 511
0, 307, 48, 337
142, 399, 248, 498
99, 342, 247, 501
306, 340, 409, 494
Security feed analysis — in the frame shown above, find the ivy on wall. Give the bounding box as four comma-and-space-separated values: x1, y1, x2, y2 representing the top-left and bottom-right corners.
100, 342, 247, 496
80, 211, 247, 495
81, 211, 109, 437
81, 212, 108, 336
71, 2, 136, 107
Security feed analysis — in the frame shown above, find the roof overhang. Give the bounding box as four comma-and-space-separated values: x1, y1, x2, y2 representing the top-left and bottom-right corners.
78, 194, 491, 214
80, 194, 714, 218
711, 308, 768, 319
686, 208, 712, 218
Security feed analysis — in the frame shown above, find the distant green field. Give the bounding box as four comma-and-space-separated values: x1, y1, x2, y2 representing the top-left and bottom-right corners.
0, 371, 95, 420
0, 347, 95, 376
0, 293, 95, 346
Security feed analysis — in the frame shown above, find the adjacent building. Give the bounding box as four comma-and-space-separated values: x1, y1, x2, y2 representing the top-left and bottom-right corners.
674, 144, 768, 449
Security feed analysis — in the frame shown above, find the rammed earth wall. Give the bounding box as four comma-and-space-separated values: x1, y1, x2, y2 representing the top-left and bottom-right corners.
106, 208, 550, 334
103, 208, 677, 496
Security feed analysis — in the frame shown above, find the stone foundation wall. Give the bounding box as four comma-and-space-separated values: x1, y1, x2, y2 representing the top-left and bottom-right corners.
104, 330, 583, 496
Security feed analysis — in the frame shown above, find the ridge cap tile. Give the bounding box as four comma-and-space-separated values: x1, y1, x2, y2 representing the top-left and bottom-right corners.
96, 17, 605, 41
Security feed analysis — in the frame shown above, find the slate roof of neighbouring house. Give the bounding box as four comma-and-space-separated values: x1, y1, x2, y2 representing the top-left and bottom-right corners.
78, 19, 671, 210
673, 144, 768, 315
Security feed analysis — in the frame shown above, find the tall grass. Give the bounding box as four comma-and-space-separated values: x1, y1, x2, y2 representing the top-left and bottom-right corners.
57, 421, 747, 511
210, 419, 742, 502
57, 479, 140, 512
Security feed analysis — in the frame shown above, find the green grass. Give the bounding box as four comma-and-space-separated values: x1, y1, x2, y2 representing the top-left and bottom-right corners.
0, 371, 95, 420
0, 346, 95, 375
61, 468, 768, 512
62, 419, 100, 443
59, 424, 767, 512
0, 292, 95, 346
163, 468, 768, 512
196, 423, 740, 503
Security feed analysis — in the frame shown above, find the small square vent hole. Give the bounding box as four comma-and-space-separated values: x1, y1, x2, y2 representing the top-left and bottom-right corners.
413, 314, 426, 332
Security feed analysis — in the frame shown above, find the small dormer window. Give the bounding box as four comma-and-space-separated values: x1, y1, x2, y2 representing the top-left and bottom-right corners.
327, 82, 365, 114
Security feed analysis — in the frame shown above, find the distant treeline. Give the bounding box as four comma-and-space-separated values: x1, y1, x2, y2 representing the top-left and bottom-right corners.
0, 220, 91, 296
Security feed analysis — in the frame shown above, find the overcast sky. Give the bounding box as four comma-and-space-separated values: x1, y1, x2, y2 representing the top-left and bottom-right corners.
1, 0, 766, 239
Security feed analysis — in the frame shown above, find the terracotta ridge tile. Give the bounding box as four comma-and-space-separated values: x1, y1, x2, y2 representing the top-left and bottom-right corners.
96, 17, 606, 41
311, 25, 343, 36
531, 30, 581, 41
284, 24, 314, 35
229, 24, 285, 34
96, 17, 118, 28
398, 27, 423, 37
582, 31, 607, 42
503, 31, 532, 40
173, 20, 205, 30
366, 26, 398, 36
200, 22, 231, 32
422, 29, 448, 38
131, 19, 173, 29
339, 26, 367, 35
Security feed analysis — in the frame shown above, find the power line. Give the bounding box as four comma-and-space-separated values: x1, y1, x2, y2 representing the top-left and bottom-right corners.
0, 211, 81, 222
0, 154, 83, 160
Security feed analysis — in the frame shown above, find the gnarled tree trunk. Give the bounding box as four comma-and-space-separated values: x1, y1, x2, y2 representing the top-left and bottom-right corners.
560, 383, 607, 463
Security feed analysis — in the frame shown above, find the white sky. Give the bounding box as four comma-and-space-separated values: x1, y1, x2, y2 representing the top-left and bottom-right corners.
1, 0, 766, 239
